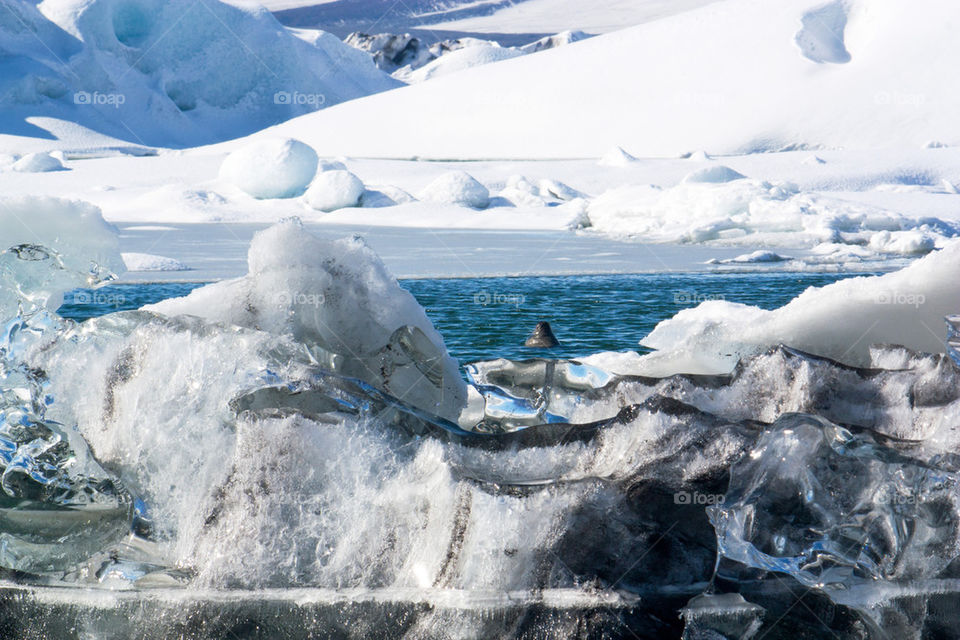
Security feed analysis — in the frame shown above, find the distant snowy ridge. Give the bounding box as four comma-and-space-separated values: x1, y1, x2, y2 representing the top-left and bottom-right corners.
0, 0, 397, 150
344, 30, 588, 83
248, 0, 960, 159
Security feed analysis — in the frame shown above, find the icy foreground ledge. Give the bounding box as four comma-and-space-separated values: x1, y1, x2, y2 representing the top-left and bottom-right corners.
2, 207, 960, 637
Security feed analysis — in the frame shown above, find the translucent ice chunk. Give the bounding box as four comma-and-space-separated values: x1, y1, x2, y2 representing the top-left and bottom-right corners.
0, 196, 122, 318
0, 407, 133, 573
709, 413, 960, 590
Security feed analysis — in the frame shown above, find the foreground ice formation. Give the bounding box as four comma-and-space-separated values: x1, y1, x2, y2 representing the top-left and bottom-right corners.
1, 208, 960, 638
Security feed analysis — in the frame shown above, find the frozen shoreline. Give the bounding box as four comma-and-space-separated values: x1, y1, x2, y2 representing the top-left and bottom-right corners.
114, 222, 851, 282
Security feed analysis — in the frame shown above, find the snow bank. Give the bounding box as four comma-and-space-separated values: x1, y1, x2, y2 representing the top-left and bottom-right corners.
419, 171, 490, 209
1, 0, 397, 149
0, 196, 122, 315
122, 252, 189, 272
147, 219, 467, 420
304, 170, 365, 211
219, 139, 318, 199
641, 240, 960, 372
585, 179, 960, 250
11, 152, 65, 172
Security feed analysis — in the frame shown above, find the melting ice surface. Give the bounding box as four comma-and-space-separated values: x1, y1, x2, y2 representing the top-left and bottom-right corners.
1, 197, 960, 638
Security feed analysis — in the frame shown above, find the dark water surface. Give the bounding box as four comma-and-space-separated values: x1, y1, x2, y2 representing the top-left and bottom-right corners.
60, 272, 872, 363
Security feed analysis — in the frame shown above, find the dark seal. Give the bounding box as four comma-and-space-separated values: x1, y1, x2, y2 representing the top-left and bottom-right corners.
524, 321, 560, 348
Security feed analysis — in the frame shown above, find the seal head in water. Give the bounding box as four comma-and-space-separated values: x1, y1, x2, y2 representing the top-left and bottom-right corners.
524, 321, 560, 348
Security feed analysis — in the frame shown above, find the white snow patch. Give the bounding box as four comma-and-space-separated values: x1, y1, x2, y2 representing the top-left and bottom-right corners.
598, 147, 639, 167
682, 165, 747, 184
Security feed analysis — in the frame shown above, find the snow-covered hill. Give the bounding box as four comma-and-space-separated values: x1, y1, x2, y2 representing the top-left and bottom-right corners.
0, 0, 397, 151
242, 0, 960, 159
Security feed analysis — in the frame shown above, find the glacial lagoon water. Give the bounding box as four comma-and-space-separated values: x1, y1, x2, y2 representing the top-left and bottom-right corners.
59, 271, 872, 363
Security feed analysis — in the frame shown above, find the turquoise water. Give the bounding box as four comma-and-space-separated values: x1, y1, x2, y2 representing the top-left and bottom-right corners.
59, 272, 873, 363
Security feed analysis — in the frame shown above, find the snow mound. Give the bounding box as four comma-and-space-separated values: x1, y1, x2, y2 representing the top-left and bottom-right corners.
121, 252, 190, 272
219, 138, 318, 199
710, 250, 793, 264
304, 170, 365, 212
1, 0, 397, 148
598, 147, 639, 167
682, 165, 747, 183
498, 175, 586, 207
397, 43, 524, 84
146, 218, 467, 420
641, 240, 960, 372
795, 1, 851, 64
11, 152, 65, 172
419, 171, 490, 209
